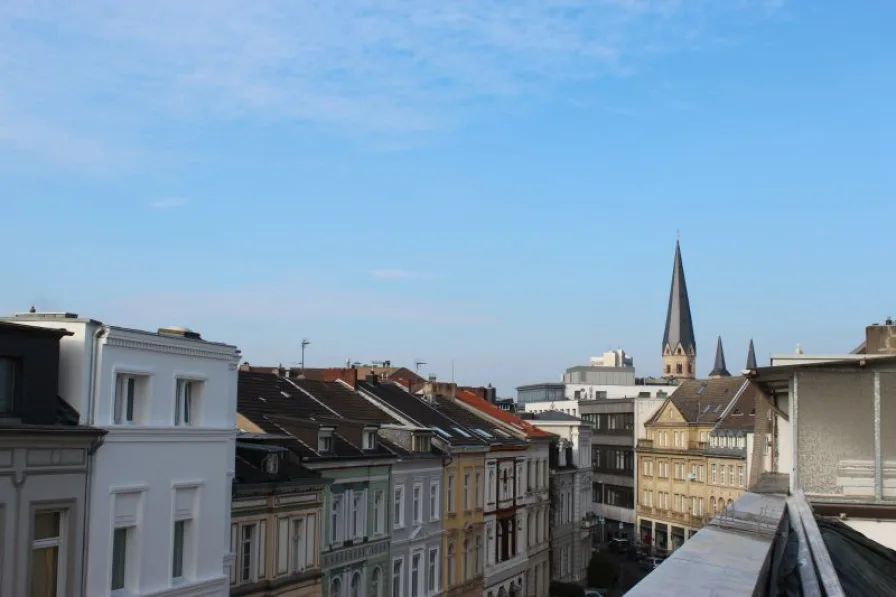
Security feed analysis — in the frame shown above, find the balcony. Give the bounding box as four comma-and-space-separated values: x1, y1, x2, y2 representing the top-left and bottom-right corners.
637, 439, 708, 454
637, 439, 653, 449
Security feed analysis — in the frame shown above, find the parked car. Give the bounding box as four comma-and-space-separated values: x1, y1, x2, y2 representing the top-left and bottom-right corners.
639, 556, 666, 571
584, 590, 606, 597
608, 537, 631, 554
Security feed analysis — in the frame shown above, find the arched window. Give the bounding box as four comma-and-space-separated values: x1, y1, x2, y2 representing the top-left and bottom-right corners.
372, 566, 382, 597
350, 571, 361, 597
498, 587, 507, 597
710, 497, 716, 514
331, 577, 342, 597
447, 542, 455, 586
726, 499, 733, 509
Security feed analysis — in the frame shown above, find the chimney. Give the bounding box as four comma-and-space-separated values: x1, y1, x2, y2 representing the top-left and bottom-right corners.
865, 320, 896, 355
366, 372, 378, 385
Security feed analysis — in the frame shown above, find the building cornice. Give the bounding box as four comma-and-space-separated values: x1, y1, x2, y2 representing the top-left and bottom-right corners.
104, 331, 240, 365
103, 427, 237, 443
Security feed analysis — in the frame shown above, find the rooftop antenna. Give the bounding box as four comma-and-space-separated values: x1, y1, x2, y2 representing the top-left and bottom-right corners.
300, 338, 311, 373
415, 359, 427, 372
451, 359, 455, 384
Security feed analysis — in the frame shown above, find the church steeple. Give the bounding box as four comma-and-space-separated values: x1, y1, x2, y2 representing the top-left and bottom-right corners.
662, 237, 697, 379
746, 339, 757, 370
708, 336, 731, 378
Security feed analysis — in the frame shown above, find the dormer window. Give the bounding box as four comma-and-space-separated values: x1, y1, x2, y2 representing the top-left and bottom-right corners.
413, 433, 432, 453
363, 429, 377, 450
318, 429, 334, 453
264, 454, 279, 474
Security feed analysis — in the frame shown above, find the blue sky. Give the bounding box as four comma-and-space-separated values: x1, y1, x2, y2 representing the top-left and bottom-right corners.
2, 1, 895, 395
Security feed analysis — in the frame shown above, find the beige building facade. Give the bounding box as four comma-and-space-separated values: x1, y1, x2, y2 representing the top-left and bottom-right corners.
636, 377, 754, 553
230, 442, 330, 597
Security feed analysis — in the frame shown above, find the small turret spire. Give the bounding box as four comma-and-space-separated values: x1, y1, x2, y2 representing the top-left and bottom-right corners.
746, 339, 757, 370
708, 336, 731, 378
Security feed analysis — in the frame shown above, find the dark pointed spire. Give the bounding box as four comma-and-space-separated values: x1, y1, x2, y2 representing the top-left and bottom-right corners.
746, 339, 757, 370
709, 336, 731, 378
662, 238, 696, 355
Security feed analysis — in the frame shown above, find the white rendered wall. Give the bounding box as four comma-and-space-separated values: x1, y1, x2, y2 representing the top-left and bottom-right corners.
12, 317, 239, 597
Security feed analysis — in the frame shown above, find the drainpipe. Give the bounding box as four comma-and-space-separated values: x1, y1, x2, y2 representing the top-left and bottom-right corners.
81, 325, 108, 597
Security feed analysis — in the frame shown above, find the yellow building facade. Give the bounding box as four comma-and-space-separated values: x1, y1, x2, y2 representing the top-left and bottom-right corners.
636, 377, 753, 554
230, 444, 329, 597
442, 448, 487, 597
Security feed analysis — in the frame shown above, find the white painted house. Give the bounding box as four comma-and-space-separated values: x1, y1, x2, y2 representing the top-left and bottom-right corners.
7, 312, 240, 597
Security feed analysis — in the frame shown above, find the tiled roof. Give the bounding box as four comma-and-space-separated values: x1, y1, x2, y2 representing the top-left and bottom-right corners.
237, 371, 396, 460
715, 382, 757, 431
648, 376, 748, 425
288, 378, 398, 424
455, 389, 553, 439
358, 381, 486, 447
433, 396, 527, 446
234, 441, 326, 486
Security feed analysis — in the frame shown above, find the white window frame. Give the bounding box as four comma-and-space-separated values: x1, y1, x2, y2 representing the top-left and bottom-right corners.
429, 481, 440, 521
447, 474, 455, 513
351, 490, 365, 540
410, 550, 422, 597
111, 525, 133, 592
174, 379, 197, 426
238, 523, 257, 584
114, 373, 143, 425
392, 557, 404, 597
171, 518, 188, 582
291, 516, 307, 572
393, 486, 405, 529
412, 483, 423, 524
318, 429, 334, 453
331, 495, 344, 544
463, 473, 470, 511
31, 509, 66, 597
373, 490, 385, 536
363, 429, 377, 450
427, 547, 440, 593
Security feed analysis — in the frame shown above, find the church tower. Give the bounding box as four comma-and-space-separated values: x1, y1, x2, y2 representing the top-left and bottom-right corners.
662, 238, 697, 379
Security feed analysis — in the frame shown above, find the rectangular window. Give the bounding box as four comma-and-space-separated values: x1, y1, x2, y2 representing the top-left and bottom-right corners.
392, 558, 403, 597
174, 379, 196, 425
112, 526, 130, 590
429, 482, 439, 521
318, 430, 333, 453
172, 520, 186, 579
413, 484, 422, 524
352, 491, 363, 538
447, 475, 455, 513
711, 464, 718, 484
363, 429, 376, 450
428, 547, 439, 592
291, 518, 306, 572
31, 510, 64, 597
374, 490, 384, 535
239, 524, 255, 583
331, 495, 343, 543
0, 357, 17, 415
738, 466, 745, 487
463, 473, 470, 511
393, 486, 404, 528
411, 552, 421, 597
114, 374, 141, 424
721, 466, 727, 485
729, 465, 735, 486
475, 473, 482, 507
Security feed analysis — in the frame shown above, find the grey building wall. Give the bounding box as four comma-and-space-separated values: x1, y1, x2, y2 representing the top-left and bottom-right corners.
562, 366, 636, 386
0, 429, 99, 597
549, 468, 578, 583
389, 458, 443, 597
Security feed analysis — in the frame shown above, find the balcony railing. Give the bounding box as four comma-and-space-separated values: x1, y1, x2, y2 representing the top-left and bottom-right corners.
636, 439, 708, 453
637, 439, 653, 449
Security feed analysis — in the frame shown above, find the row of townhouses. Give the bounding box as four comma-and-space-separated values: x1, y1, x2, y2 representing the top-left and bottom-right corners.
0, 310, 596, 597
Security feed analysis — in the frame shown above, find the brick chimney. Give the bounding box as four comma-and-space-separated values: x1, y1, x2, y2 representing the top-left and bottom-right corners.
864, 319, 896, 355
318, 367, 359, 389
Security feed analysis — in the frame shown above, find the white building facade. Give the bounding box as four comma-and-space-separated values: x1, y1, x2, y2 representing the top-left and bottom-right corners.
10, 313, 240, 597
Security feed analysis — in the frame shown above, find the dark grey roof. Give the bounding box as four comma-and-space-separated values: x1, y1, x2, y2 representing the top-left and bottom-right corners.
530, 411, 585, 423
662, 239, 697, 355
709, 336, 731, 377
746, 339, 757, 370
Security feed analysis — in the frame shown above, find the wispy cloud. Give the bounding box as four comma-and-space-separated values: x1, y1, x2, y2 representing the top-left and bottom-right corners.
369, 269, 438, 280
0, 0, 783, 165
149, 197, 187, 209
